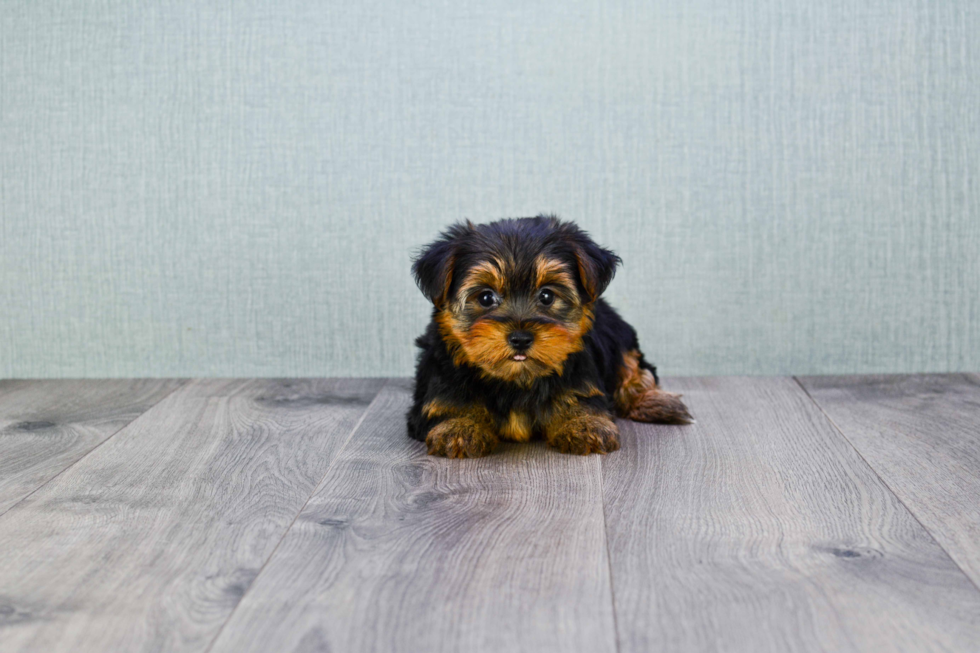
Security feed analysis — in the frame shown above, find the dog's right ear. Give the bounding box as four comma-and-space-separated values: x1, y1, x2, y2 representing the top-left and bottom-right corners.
412, 222, 472, 306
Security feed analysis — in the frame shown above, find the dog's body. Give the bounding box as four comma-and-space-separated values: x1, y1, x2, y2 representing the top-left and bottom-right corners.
408, 216, 690, 458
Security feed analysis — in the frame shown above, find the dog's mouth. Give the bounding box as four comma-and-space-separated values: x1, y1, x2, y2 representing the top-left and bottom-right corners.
511, 354, 527, 362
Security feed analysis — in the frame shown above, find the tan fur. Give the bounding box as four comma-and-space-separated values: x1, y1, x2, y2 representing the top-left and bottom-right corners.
499, 411, 534, 442
425, 403, 499, 459
578, 382, 605, 399
542, 391, 619, 455
432, 252, 456, 307
457, 259, 506, 301
572, 245, 599, 299
534, 255, 578, 294
436, 307, 591, 388
614, 350, 692, 424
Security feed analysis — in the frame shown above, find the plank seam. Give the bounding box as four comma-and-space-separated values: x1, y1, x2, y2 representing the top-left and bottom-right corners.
0, 378, 189, 520
599, 448, 623, 653
201, 378, 390, 653
792, 375, 980, 598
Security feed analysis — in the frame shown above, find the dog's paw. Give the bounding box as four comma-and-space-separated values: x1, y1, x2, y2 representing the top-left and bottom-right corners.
546, 412, 620, 455
425, 418, 499, 459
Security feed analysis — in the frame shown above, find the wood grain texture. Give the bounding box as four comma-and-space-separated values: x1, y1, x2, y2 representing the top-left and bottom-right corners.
208, 380, 616, 653
0, 379, 184, 514
602, 376, 980, 653
0, 377, 383, 653
800, 374, 980, 588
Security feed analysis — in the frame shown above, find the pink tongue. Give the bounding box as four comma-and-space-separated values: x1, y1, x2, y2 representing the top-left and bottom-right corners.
513, 354, 527, 361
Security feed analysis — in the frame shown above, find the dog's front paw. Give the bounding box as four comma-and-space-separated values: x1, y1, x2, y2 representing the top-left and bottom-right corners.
546, 412, 620, 455
426, 417, 499, 459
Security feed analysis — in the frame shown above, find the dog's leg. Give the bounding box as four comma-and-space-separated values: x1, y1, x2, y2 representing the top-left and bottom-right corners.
543, 394, 620, 455
614, 349, 692, 424
421, 400, 499, 459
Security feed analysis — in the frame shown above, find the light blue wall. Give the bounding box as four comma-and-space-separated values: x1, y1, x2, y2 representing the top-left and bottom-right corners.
2, 1, 978, 378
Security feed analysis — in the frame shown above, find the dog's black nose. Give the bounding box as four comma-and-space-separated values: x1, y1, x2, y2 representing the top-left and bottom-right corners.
507, 330, 534, 351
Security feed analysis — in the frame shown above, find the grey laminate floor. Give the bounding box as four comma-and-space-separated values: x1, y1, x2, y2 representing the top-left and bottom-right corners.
1, 375, 979, 653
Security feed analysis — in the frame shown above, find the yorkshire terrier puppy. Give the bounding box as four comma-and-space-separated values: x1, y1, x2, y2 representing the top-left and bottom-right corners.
408, 215, 691, 458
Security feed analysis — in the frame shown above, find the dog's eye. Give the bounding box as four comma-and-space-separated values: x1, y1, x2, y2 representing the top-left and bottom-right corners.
539, 289, 555, 306
477, 290, 497, 308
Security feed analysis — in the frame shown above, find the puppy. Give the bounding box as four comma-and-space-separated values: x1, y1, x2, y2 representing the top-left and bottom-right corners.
407, 215, 691, 458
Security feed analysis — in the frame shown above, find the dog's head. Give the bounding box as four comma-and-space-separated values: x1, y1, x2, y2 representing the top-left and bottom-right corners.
413, 215, 620, 385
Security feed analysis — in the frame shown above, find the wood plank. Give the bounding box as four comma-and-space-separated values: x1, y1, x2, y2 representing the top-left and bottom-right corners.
0, 379, 184, 514
602, 376, 980, 653
800, 373, 980, 588
0, 377, 384, 653
208, 380, 616, 653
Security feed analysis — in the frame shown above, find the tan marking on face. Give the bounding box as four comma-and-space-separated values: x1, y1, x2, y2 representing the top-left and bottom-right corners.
436, 255, 594, 385
463, 319, 513, 367
578, 304, 595, 333
534, 255, 578, 292
456, 258, 507, 302
438, 307, 594, 385
526, 323, 582, 372
523, 302, 593, 376
436, 309, 470, 367
438, 308, 546, 385
499, 411, 533, 442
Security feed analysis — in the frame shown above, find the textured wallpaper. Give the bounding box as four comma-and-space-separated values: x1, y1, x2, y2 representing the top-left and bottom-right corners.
1, 1, 978, 378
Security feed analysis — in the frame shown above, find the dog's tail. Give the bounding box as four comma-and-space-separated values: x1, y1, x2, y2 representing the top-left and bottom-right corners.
613, 350, 693, 424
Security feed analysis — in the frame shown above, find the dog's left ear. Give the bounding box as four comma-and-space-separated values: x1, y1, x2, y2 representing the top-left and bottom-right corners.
412, 222, 471, 306
568, 230, 621, 302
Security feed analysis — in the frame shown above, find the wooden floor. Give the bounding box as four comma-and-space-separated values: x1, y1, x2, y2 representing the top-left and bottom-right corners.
1, 375, 979, 653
